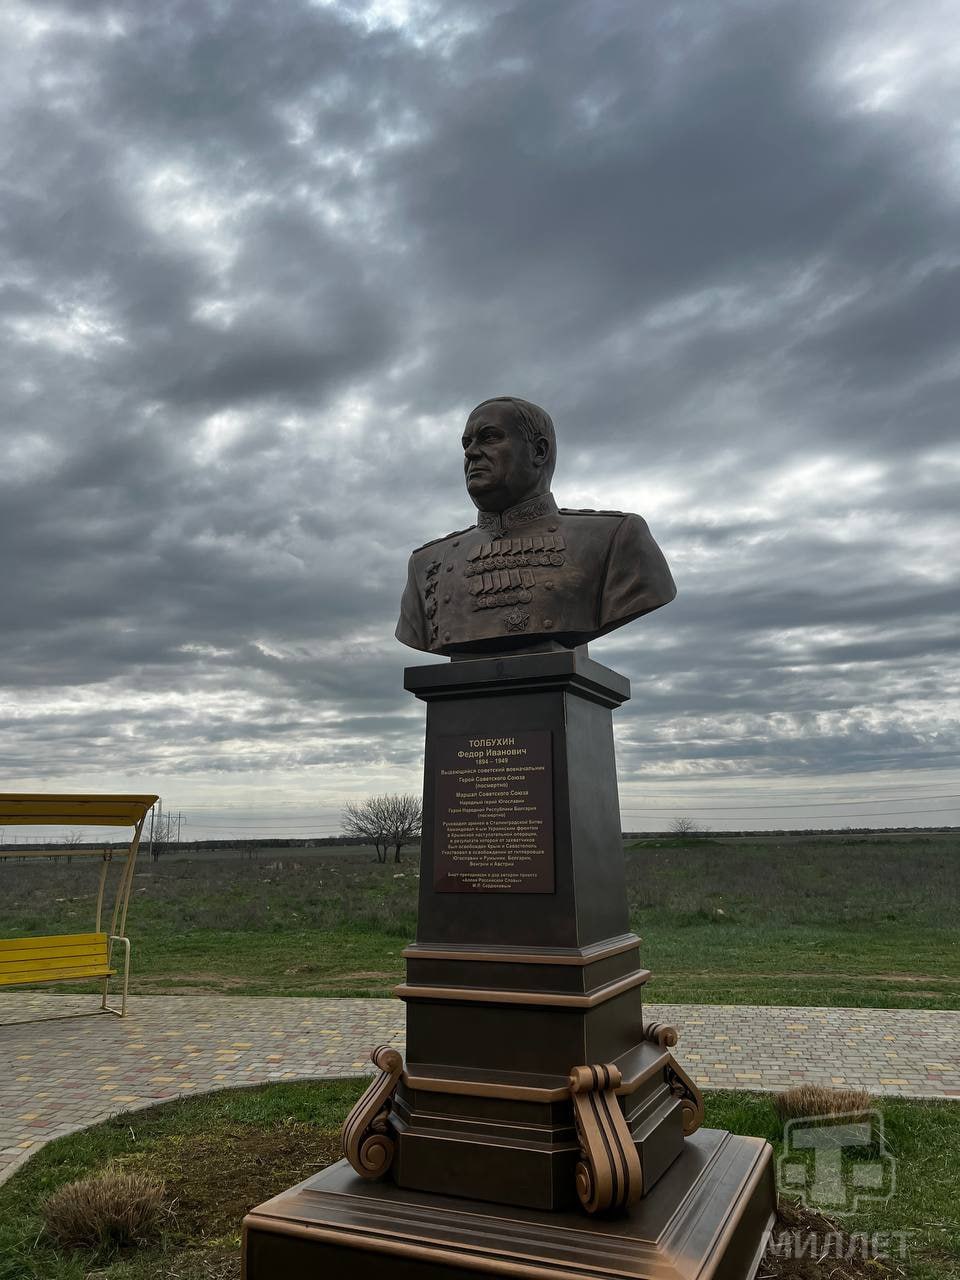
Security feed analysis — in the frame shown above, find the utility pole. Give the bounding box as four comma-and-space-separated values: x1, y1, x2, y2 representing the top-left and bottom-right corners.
177, 810, 182, 845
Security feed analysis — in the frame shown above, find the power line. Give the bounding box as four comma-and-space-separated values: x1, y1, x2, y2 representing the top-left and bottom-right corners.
621, 806, 960, 823
617, 784, 960, 799
178, 796, 960, 825
182, 817, 343, 827
177, 790, 960, 821
171, 805, 960, 830
621, 793, 960, 811
174, 782, 960, 809
616, 773, 960, 783
183, 824, 343, 833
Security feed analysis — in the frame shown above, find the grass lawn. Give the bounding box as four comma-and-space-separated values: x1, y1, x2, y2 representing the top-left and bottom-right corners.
1, 832, 958, 1007
0, 1082, 956, 1280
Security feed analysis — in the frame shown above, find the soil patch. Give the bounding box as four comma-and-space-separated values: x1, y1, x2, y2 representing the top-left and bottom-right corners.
761, 1200, 894, 1278
138, 974, 253, 990
282, 966, 397, 981
677, 968, 956, 984
117, 1124, 341, 1242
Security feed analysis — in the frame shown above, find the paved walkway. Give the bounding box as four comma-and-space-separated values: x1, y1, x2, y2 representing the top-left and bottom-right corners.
2, 995, 958, 1185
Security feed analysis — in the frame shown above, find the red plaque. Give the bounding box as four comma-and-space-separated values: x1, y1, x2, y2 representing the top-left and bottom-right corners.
433, 730, 554, 893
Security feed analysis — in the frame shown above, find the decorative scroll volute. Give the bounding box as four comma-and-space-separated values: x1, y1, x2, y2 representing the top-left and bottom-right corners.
341, 1044, 404, 1180
568, 1064, 643, 1215
665, 1058, 705, 1136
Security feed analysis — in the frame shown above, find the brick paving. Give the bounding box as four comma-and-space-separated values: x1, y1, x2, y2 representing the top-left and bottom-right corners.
2, 995, 958, 1186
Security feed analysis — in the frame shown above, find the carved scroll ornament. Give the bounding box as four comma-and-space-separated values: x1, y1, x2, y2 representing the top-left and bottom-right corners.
568, 1064, 643, 1215
341, 1044, 403, 1180
665, 1058, 705, 1136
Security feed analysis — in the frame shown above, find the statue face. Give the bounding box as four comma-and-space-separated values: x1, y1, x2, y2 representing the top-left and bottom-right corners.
462, 401, 546, 512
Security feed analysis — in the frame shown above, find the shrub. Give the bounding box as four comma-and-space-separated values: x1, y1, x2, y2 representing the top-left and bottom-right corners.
773, 1084, 872, 1123
41, 1169, 167, 1250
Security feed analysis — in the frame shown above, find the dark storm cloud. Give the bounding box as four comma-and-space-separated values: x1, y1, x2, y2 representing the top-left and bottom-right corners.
1, 0, 958, 830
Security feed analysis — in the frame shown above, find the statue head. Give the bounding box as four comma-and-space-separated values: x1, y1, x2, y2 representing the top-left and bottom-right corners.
462, 397, 557, 513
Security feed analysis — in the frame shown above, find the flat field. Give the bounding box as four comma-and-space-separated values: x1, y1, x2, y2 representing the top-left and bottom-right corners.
1, 833, 957, 1007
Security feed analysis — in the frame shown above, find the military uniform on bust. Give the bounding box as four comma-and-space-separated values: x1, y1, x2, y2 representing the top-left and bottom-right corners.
396, 491, 676, 655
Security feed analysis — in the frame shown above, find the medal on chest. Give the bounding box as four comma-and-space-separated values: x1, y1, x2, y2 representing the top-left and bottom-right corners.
463, 533, 566, 631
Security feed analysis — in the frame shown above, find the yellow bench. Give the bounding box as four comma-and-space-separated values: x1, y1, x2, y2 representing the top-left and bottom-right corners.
0, 793, 157, 1019
0, 932, 131, 1015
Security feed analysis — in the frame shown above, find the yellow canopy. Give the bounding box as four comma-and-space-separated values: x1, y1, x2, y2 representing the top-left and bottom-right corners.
0, 794, 159, 827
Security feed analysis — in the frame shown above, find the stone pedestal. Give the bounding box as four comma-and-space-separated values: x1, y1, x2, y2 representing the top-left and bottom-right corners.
392, 648, 692, 1211
242, 648, 775, 1277
243, 1131, 775, 1280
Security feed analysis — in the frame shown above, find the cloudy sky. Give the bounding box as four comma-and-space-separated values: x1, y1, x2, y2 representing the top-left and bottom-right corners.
2, 0, 958, 839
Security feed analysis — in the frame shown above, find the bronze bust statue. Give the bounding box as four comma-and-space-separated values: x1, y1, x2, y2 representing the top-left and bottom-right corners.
396, 397, 676, 655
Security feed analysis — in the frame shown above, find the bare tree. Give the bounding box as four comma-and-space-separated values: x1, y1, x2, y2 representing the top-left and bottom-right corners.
384, 793, 422, 863
151, 807, 179, 862
343, 794, 421, 863
343, 795, 392, 862
64, 829, 83, 865
670, 816, 700, 836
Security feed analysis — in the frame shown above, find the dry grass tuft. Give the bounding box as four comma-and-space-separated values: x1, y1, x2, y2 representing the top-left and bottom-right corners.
42, 1169, 167, 1250
773, 1084, 872, 1123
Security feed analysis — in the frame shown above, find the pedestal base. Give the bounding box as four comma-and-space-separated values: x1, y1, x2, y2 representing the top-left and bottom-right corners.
242, 1129, 775, 1280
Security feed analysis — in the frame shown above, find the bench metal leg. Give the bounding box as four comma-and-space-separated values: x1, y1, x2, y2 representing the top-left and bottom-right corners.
102, 936, 131, 1017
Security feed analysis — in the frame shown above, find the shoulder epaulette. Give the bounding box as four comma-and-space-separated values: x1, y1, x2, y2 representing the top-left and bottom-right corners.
559, 507, 626, 517
411, 525, 476, 554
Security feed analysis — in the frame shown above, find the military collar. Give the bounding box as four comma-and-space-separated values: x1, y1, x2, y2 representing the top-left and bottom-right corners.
474, 492, 558, 538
